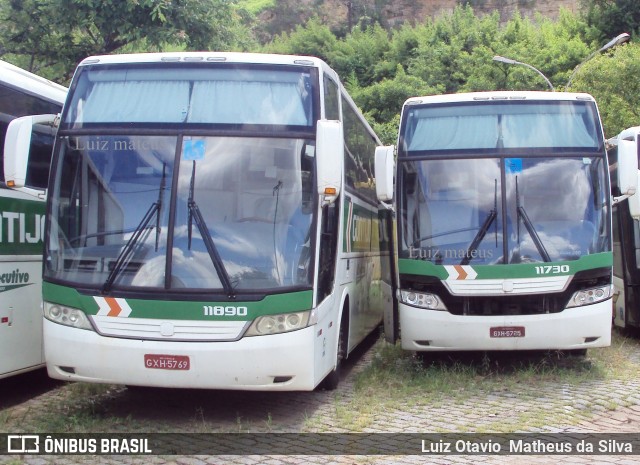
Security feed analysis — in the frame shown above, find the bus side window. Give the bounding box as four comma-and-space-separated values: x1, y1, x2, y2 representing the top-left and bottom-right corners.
0, 83, 61, 186
323, 75, 340, 121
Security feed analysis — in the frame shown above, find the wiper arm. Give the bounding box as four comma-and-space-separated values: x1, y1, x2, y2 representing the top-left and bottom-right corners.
461, 213, 496, 266
272, 180, 283, 285
516, 176, 551, 262
103, 163, 166, 293
70, 227, 146, 246
103, 202, 158, 293
461, 179, 498, 265
155, 163, 166, 251
187, 161, 235, 297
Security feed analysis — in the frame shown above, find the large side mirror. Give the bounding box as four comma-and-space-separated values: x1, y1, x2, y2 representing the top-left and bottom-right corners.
608, 134, 640, 219
375, 145, 395, 203
620, 138, 640, 218
315, 120, 343, 204
4, 114, 57, 189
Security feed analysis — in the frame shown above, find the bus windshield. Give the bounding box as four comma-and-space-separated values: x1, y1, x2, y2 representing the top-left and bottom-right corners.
63, 64, 315, 128
401, 101, 602, 153
47, 62, 320, 293
398, 100, 609, 265
46, 135, 315, 292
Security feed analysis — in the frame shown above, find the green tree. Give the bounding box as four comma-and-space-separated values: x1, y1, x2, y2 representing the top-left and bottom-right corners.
348, 64, 437, 125
583, 0, 640, 40
0, 0, 242, 81
489, 10, 594, 91
348, 66, 437, 144
568, 43, 640, 137
331, 24, 391, 87
262, 18, 339, 63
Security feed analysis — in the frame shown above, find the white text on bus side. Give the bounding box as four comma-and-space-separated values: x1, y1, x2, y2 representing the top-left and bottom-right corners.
0, 212, 44, 244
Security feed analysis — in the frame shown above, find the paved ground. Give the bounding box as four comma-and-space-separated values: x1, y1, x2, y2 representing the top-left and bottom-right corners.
2, 331, 640, 465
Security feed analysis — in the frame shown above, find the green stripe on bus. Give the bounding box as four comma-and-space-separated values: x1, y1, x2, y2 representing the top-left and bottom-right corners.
398, 252, 613, 280
42, 282, 313, 320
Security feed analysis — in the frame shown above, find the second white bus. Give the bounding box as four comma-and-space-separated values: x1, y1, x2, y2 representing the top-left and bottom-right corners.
376, 91, 621, 353
0, 60, 66, 378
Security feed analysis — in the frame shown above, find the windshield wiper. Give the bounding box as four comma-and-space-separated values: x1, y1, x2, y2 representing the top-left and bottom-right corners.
103, 163, 166, 293
155, 163, 166, 250
272, 180, 283, 285
102, 203, 158, 293
461, 179, 498, 265
187, 161, 235, 297
516, 176, 551, 262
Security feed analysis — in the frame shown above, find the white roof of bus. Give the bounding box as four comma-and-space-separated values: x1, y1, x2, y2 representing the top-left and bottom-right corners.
78, 52, 339, 81
0, 60, 67, 104
404, 91, 596, 106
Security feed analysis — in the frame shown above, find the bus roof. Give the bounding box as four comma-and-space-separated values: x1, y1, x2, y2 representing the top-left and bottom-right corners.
77, 52, 340, 82
0, 60, 67, 105
403, 91, 596, 107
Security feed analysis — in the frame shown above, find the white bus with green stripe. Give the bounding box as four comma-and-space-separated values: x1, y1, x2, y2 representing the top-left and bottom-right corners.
0, 60, 66, 378
5, 53, 392, 390
375, 91, 615, 353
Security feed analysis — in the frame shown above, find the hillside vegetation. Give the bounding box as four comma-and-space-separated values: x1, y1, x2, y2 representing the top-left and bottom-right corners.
1, 0, 639, 139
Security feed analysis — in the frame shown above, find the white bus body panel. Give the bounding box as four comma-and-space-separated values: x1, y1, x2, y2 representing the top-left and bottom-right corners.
45, 292, 346, 391
400, 300, 612, 351
0, 258, 43, 378
46, 320, 321, 391
0, 189, 45, 378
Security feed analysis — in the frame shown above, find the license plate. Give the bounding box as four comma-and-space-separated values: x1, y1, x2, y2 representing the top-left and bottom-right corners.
144, 354, 190, 370
490, 326, 525, 338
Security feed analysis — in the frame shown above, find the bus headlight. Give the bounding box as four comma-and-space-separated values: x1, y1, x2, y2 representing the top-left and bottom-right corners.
400, 290, 447, 310
245, 310, 314, 336
566, 285, 613, 308
44, 302, 93, 330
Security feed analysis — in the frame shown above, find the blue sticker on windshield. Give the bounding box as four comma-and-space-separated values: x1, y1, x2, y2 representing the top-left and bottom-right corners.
182, 139, 205, 161
505, 158, 522, 174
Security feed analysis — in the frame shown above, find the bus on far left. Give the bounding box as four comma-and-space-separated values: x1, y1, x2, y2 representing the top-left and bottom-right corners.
0, 60, 67, 378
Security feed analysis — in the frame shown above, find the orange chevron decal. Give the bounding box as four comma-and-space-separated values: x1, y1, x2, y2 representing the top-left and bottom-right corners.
454, 265, 467, 280
105, 297, 122, 316
94, 296, 133, 318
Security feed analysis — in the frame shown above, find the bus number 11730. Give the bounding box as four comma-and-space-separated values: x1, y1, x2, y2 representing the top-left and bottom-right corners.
534, 265, 570, 275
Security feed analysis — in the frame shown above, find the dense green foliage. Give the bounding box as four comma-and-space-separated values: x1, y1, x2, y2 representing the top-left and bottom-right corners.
583, 0, 640, 41
569, 43, 640, 138
0, 0, 639, 139
262, 6, 636, 139
0, 0, 246, 80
